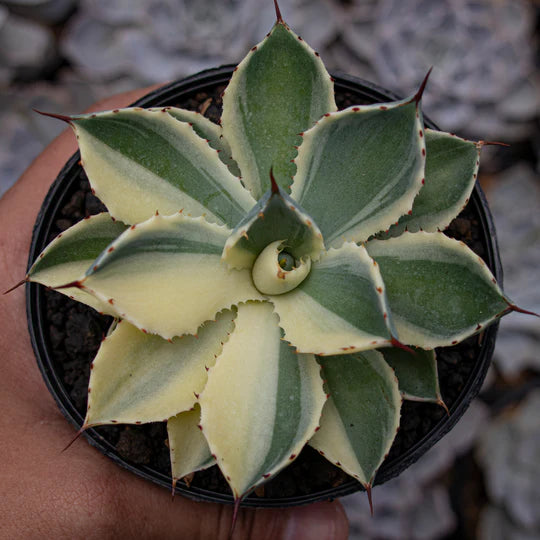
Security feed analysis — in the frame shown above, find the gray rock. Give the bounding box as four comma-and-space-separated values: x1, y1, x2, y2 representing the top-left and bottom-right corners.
339, 0, 538, 140
0, 11, 55, 81
476, 390, 540, 533
0, 0, 75, 24
61, 0, 339, 85
486, 165, 540, 376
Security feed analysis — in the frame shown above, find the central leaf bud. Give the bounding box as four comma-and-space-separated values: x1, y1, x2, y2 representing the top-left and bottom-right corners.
252, 240, 311, 295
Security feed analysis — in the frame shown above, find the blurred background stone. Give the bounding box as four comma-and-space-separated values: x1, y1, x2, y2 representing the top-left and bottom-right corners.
476, 390, 540, 539
334, 0, 538, 141
1, 1, 539, 538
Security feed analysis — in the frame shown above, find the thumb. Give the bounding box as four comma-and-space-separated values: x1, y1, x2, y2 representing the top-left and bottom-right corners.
121, 486, 349, 540
235, 501, 350, 540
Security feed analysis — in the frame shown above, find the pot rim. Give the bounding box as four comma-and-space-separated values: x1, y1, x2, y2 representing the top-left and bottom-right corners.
27, 65, 502, 507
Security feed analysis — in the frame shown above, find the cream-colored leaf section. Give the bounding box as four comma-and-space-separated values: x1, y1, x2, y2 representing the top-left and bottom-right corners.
32, 265, 116, 316
168, 406, 215, 483
74, 109, 255, 226
310, 396, 368, 484
272, 290, 389, 354
85, 310, 235, 425
252, 241, 312, 295
77, 126, 214, 224
199, 301, 325, 499
28, 213, 128, 316
82, 214, 264, 340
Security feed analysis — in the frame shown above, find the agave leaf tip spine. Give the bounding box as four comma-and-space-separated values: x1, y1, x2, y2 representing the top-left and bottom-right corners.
413, 67, 433, 105
476, 140, 511, 149
366, 484, 374, 516
506, 303, 540, 318
438, 399, 450, 416
390, 337, 416, 355
229, 498, 242, 540
269, 167, 280, 194
273, 0, 283, 23
33, 109, 73, 124
62, 424, 87, 452
3, 278, 27, 295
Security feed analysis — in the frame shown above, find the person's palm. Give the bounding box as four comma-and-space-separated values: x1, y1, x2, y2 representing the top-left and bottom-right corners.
0, 89, 348, 539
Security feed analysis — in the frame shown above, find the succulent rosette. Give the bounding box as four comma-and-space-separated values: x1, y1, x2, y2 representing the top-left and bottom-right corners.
24, 7, 531, 507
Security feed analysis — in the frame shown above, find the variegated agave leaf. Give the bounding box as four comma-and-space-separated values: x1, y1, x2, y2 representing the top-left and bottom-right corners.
366, 232, 511, 349
290, 74, 429, 246
221, 13, 336, 199
37, 107, 255, 227
18, 0, 538, 512
310, 351, 401, 501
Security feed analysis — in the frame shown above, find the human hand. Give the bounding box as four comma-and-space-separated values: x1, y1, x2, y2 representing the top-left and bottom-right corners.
0, 88, 349, 539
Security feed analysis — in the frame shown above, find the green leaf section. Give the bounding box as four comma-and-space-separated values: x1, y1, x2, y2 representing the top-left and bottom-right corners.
168, 406, 215, 484
310, 351, 401, 486
71, 108, 255, 226
291, 99, 425, 245
27, 213, 128, 315
222, 182, 324, 269
221, 21, 336, 199
157, 107, 241, 177
85, 310, 235, 425
387, 130, 480, 236
81, 214, 263, 339
199, 301, 326, 499
381, 347, 442, 403
367, 232, 509, 348
271, 242, 394, 355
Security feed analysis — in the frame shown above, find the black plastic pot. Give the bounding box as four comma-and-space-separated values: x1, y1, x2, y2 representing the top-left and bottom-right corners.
27, 66, 502, 507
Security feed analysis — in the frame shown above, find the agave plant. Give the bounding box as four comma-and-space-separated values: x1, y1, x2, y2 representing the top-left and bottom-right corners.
16, 1, 534, 512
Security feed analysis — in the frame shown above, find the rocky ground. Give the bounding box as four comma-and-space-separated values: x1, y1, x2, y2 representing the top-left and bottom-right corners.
1, 1, 539, 538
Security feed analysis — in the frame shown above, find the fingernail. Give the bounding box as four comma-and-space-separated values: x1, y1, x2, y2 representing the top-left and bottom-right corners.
282, 501, 348, 540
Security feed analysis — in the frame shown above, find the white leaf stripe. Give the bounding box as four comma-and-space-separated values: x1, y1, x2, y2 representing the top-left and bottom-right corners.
81, 214, 263, 339
168, 406, 215, 483
272, 243, 393, 355
291, 100, 425, 245
72, 108, 255, 226
199, 302, 325, 499
310, 351, 401, 486
85, 311, 235, 425
367, 231, 509, 348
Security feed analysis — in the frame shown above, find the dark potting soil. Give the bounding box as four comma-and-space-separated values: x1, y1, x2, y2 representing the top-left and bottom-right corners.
41, 81, 486, 500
